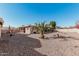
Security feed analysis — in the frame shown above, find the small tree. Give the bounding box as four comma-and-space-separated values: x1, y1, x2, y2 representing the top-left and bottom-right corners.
49, 21, 56, 31
35, 22, 46, 39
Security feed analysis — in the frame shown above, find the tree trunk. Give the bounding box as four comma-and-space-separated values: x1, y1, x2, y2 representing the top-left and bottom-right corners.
40, 32, 44, 39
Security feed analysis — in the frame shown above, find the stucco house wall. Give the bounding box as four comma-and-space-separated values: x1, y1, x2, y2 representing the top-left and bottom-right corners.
25, 27, 32, 34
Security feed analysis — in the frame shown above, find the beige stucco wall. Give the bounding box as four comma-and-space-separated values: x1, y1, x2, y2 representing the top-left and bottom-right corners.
25, 27, 31, 34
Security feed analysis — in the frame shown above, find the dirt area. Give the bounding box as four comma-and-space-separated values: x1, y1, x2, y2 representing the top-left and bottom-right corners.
0, 31, 79, 56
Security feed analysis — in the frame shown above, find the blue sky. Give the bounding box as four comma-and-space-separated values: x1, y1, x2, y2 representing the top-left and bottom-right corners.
0, 3, 79, 27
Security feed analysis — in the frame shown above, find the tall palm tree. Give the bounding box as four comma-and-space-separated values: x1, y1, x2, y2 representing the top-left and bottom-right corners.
35, 22, 46, 39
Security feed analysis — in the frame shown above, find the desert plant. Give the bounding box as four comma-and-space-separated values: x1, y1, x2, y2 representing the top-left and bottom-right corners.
35, 23, 39, 33
35, 22, 46, 39
49, 21, 56, 31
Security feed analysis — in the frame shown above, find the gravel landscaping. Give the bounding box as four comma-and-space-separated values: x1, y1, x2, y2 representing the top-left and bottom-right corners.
0, 31, 79, 56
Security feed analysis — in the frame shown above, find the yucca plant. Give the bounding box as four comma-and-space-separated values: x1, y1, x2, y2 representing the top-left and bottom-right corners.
35, 22, 46, 39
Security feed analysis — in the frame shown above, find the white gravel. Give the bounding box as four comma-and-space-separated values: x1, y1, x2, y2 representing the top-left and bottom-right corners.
28, 32, 79, 56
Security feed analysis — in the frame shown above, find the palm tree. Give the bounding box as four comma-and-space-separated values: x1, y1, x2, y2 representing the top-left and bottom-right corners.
35, 22, 46, 39
49, 21, 56, 31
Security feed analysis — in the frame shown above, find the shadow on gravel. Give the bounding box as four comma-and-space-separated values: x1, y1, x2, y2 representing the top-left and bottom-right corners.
0, 33, 46, 56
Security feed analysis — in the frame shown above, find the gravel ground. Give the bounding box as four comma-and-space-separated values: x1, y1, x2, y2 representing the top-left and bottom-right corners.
0, 32, 79, 56
0, 34, 46, 56
29, 32, 79, 56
